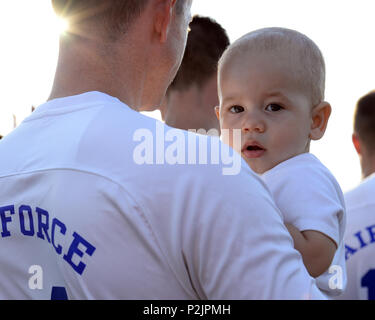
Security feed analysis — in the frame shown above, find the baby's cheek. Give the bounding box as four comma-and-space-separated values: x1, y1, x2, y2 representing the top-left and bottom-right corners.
221, 128, 241, 152
274, 132, 306, 162
220, 127, 232, 146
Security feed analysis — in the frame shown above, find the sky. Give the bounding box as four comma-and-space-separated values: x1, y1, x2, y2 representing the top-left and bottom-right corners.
1, 0, 375, 192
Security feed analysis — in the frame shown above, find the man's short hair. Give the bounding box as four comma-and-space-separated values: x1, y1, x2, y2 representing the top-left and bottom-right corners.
52, 0, 149, 40
219, 27, 326, 106
168, 15, 230, 92
354, 91, 375, 153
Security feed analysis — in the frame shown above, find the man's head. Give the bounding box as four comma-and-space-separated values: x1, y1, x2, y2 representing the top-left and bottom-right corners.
161, 15, 229, 132
52, 0, 184, 40
52, 0, 142, 36
50, 0, 192, 110
352, 91, 375, 178
216, 27, 331, 173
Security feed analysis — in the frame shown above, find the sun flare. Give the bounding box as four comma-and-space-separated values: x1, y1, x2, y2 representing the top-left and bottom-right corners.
55, 17, 69, 34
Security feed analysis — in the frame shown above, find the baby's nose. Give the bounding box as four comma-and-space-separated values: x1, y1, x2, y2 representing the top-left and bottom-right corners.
242, 116, 265, 133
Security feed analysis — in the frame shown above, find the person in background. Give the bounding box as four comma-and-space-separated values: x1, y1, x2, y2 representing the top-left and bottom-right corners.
337, 90, 375, 300
159, 15, 229, 135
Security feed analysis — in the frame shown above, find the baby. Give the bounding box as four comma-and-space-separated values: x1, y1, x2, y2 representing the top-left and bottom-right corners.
215, 27, 346, 297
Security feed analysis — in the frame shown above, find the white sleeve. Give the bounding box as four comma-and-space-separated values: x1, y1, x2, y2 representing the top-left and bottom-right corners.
263, 164, 344, 246
182, 170, 326, 300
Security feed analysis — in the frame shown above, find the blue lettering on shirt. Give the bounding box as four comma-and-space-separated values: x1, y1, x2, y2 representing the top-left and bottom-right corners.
19, 205, 35, 236
51, 218, 67, 255
0, 205, 15, 237
0, 204, 96, 276
36, 207, 51, 243
345, 224, 375, 260
63, 232, 96, 275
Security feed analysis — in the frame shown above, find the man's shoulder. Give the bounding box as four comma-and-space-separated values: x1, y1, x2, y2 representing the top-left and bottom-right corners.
76, 106, 266, 196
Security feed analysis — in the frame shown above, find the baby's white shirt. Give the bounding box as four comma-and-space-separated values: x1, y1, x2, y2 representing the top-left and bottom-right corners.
261, 153, 347, 297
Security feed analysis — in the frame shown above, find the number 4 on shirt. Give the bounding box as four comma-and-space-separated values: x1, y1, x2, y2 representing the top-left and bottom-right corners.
51, 286, 68, 300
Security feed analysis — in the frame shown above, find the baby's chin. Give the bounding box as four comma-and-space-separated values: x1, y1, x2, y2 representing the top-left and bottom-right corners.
246, 153, 305, 174
245, 158, 280, 175
243, 159, 268, 175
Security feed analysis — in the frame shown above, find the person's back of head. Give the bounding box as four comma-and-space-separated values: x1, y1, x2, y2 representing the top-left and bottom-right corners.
52, 0, 150, 41
162, 15, 229, 133
352, 91, 375, 178
168, 15, 229, 92
50, 0, 192, 110
341, 91, 375, 300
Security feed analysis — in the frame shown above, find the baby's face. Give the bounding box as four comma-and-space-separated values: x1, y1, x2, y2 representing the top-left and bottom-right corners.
218, 51, 313, 174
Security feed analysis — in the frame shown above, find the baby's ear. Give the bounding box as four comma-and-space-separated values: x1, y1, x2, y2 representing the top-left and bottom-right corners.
214, 106, 220, 121
309, 101, 332, 140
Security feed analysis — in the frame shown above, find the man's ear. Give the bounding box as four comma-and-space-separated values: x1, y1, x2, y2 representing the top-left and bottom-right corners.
309, 101, 332, 140
154, 0, 177, 43
352, 133, 361, 155
214, 106, 220, 121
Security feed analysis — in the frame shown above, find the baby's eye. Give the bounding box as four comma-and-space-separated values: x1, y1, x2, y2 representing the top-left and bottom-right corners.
229, 105, 244, 113
265, 104, 283, 112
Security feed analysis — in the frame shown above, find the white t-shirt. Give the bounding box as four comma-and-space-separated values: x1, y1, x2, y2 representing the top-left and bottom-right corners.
336, 173, 375, 300
261, 153, 347, 297
0, 91, 325, 299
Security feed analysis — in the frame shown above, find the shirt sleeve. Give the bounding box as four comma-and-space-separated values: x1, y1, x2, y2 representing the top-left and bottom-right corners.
262, 162, 344, 246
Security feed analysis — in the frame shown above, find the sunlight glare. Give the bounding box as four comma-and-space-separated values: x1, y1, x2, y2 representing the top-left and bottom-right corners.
55, 17, 69, 35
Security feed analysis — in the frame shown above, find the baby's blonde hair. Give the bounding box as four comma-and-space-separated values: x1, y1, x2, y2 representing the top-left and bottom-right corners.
219, 27, 326, 106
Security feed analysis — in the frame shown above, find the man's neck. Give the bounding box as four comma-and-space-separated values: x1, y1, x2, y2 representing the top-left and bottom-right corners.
164, 82, 220, 132
48, 34, 149, 111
